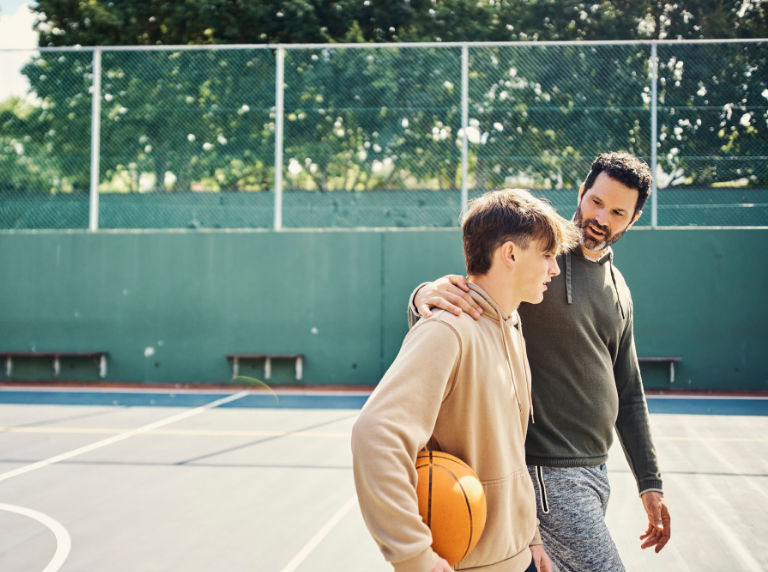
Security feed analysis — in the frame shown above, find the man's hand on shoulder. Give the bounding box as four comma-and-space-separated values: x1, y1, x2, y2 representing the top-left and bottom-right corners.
640, 491, 671, 552
414, 275, 482, 320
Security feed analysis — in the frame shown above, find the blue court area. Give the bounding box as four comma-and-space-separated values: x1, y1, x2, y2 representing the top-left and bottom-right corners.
0, 386, 766, 572
0, 388, 372, 410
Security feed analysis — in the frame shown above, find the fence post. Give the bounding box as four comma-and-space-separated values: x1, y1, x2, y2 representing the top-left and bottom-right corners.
460, 44, 469, 217
274, 46, 285, 230
89, 47, 102, 231
650, 41, 658, 228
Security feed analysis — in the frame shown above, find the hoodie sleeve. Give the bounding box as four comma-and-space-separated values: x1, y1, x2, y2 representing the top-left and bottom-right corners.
613, 301, 664, 494
351, 319, 461, 572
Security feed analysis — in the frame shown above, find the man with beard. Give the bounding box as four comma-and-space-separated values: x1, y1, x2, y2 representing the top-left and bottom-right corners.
409, 152, 671, 571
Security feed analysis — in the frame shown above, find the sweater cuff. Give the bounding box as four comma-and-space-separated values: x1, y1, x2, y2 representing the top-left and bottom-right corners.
393, 547, 439, 572
638, 478, 663, 494
407, 282, 429, 328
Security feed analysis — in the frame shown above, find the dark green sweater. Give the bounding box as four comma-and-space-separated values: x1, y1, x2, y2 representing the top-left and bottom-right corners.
409, 247, 662, 494
518, 248, 662, 493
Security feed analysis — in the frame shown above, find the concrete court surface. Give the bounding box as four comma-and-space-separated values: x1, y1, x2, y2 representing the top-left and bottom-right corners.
0, 387, 766, 572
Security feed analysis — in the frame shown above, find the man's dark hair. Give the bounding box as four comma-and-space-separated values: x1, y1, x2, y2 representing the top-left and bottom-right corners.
583, 152, 652, 214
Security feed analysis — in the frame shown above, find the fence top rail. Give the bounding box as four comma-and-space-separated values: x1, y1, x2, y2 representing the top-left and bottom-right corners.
1, 37, 766, 53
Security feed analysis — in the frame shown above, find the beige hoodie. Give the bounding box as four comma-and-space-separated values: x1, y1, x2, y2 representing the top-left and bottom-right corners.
352, 283, 540, 572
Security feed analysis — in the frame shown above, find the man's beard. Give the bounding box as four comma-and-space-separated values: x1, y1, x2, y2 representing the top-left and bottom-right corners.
573, 206, 628, 252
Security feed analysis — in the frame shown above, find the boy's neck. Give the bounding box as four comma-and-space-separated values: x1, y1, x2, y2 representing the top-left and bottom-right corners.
468, 273, 519, 318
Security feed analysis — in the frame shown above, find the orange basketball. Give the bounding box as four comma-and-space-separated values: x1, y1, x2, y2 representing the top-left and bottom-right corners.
415, 450, 487, 566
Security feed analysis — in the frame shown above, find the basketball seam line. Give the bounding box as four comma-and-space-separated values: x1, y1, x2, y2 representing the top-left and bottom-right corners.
433, 464, 474, 562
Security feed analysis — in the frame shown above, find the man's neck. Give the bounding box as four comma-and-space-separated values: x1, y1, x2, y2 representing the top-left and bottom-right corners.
580, 243, 607, 261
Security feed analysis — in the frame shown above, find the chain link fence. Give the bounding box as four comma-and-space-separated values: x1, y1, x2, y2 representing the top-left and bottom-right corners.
1, 40, 766, 230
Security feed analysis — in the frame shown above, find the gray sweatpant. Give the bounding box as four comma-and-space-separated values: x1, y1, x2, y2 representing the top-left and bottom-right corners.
528, 464, 625, 572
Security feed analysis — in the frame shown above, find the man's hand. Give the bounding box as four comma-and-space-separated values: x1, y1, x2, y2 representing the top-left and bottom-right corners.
639, 491, 671, 552
530, 544, 552, 572
429, 556, 454, 572
414, 275, 482, 320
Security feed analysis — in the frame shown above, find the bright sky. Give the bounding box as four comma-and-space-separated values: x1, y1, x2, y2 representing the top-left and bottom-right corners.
0, 1, 37, 100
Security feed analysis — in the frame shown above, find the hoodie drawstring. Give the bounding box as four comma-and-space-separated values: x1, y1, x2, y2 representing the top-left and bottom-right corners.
608, 258, 625, 319
516, 323, 535, 425
499, 322, 522, 416
499, 317, 534, 431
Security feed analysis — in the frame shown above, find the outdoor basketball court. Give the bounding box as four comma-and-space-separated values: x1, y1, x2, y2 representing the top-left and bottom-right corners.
0, 385, 766, 571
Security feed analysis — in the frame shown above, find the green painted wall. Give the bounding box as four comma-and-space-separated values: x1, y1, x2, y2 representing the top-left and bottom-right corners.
615, 228, 768, 390
1, 228, 766, 391
4, 188, 768, 230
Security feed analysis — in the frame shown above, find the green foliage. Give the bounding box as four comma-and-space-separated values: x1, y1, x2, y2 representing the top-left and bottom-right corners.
0, 97, 72, 193
1, 1, 765, 199
656, 41, 768, 186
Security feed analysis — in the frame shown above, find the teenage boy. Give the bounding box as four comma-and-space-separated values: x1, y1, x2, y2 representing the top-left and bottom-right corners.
352, 188, 578, 572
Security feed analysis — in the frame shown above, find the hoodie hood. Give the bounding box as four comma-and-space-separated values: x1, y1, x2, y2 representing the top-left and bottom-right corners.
465, 281, 519, 324
466, 282, 533, 425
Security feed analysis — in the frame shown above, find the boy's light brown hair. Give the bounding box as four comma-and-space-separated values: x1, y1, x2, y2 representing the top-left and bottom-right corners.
462, 188, 579, 276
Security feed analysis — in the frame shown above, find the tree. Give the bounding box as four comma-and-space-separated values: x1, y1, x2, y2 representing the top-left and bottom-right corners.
0, 99, 59, 193
649, 1, 768, 187
6, 0, 767, 199
25, 0, 439, 193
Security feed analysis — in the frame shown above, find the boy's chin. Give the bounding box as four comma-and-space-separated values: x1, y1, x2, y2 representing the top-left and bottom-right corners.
525, 293, 545, 305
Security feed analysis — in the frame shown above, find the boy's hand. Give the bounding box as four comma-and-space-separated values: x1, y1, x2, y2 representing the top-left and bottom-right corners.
530, 544, 552, 571
430, 556, 454, 571
415, 275, 482, 320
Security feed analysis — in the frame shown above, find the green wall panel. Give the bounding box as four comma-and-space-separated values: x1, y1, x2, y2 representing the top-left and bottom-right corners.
0, 228, 766, 391
5, 189, 767, 230
614, 228, 768, 390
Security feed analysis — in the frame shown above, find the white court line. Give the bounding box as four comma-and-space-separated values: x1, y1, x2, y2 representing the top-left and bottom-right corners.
280, 496, 357, 572
0, 391, 249, 484
0, 503, 71, 572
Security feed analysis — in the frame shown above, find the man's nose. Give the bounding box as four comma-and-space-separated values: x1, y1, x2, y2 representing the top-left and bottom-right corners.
593, 209, 606, 225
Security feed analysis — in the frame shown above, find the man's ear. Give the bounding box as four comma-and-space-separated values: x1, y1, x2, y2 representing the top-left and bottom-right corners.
628, 209, 643, 228
577, 183, 586, 204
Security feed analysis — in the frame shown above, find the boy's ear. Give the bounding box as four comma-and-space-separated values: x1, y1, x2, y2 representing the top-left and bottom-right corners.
504, 241, 516, 264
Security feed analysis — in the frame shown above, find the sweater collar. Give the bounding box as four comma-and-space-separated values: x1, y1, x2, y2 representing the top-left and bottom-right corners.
572, 245, 613, 264
563, 247, 625, 318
